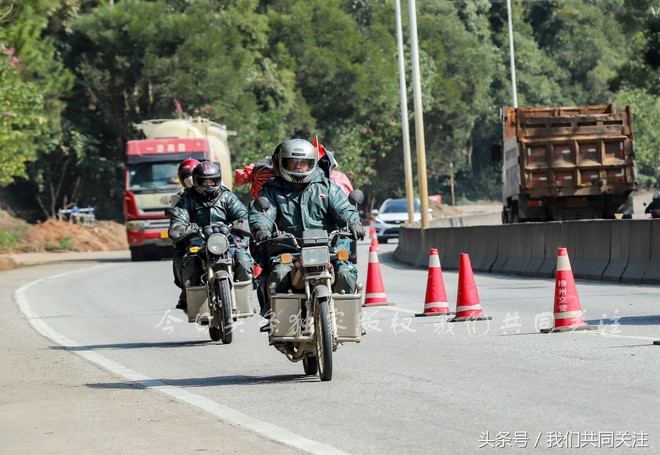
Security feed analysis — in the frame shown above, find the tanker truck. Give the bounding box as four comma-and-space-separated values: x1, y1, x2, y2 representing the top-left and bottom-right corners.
119, 118, 235, 261
497, 104, 637, 223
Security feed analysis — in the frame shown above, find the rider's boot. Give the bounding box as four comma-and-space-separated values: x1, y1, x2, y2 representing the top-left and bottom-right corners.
175, 290, 187, 311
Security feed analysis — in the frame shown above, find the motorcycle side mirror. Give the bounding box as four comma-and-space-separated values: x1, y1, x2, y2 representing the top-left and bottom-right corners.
348, 189, 364, 205
254, 197, 271, 212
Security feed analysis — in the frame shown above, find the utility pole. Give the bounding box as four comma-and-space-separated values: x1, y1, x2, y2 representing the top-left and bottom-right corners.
450, 161, 455, 207
408, 0, 430, 228
395, 0, 415, 226
507, 0, 518, 107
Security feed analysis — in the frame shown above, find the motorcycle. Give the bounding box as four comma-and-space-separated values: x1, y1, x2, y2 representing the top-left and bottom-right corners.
253, 190, 364, 381
182, 222, 254, 344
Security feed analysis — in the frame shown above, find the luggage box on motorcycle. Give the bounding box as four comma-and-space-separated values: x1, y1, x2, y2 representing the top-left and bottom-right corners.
232, 279, 255, 318
270, 294, 303, 338
185, 286, 211, 324
333, 293, 362, 342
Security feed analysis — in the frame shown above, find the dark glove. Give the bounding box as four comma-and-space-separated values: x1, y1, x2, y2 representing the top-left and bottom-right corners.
253, 225, 272, 243
231, 218, 251, 238
348, 221, 365, 241
169, 223, 199, 242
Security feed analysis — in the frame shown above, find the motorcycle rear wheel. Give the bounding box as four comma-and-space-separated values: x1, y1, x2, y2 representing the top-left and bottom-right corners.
303, 356, 318, 375
314, 298, 333, 381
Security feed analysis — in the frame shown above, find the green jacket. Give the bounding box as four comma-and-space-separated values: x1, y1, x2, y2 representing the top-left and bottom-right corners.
169, 186, 248, 247
248, 170, 359, 237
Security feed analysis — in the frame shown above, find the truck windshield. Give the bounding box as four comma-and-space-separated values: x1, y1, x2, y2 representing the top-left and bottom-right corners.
129, 161, 180, 189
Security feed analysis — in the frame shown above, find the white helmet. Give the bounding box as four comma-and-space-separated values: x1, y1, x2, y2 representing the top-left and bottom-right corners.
273, 139, 318, 184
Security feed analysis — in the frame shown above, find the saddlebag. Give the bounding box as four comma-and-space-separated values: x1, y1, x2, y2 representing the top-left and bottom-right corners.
232, 279, 255, 318
270, 294, 303, 338
334, 293, 362, 342
185, 285, 211, 323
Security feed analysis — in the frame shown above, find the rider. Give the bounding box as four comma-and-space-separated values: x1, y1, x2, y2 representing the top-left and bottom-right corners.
248, 138, 365, 315
170, 158, 200, 207
169, 158, 201, 302
645, 192, 660, 218
168, 161, 253, 311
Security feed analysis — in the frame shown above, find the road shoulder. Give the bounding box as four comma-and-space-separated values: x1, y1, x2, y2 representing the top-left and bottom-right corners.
0, 260, 302, 454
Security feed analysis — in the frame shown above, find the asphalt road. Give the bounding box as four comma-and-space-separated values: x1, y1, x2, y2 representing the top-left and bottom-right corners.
5, 240, 659, 453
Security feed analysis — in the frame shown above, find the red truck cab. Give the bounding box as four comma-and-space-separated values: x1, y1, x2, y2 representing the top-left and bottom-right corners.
122, 138, 209, 261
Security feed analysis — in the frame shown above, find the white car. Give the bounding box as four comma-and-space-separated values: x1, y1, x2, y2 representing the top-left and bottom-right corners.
371, 198, 429, 243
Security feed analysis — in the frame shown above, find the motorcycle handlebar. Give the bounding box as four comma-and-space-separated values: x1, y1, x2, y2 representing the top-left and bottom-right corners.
256, 229, 351, 249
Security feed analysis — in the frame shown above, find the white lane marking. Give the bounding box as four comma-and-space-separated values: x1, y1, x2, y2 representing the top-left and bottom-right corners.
15, 267, 349, 455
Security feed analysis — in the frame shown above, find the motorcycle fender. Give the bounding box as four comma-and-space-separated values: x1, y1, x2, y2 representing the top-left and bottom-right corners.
214, 270, 231, 281
314, 284, 331, 299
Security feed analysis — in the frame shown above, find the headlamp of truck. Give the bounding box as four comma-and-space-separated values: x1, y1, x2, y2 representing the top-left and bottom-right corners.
207, 233, 229, 255
126, 220, 144, 231
301, 246, 329, 267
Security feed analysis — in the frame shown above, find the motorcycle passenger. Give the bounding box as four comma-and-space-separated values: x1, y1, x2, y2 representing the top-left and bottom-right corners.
170, 158, 200, 206
248, 138, 365, 315
169, 161, 253, 311
169, 158, 201, 300
645, 192, 660, 219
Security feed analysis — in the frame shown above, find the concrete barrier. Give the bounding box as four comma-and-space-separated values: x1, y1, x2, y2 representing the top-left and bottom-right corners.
536, 222, 562, 278
642, 221, 660, 284
570, 220, 610, 280
398, 219, 655, 283
621, 221, 653, 283
499, 224, 533, 275
437, 228, 460, 270
523, 223, 547, 276
602, 221, 632, 282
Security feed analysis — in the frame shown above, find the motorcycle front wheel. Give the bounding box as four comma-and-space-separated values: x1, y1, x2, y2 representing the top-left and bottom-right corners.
217, 279, 233, 345
314, 297, 333, 381
209, 279, 233, 344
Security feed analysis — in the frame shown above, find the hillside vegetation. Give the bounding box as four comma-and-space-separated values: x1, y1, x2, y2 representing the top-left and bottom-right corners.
1, 0, 659, 222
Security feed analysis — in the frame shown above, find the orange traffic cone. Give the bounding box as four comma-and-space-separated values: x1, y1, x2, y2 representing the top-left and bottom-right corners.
363, 246, 389, 306
449, 253, 491, 322
416, 248, 451, 317
541, 247, 596, 333
370, 226, 380, 251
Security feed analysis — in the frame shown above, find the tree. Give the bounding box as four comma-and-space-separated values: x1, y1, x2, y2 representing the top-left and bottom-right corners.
0, 33, 47, 186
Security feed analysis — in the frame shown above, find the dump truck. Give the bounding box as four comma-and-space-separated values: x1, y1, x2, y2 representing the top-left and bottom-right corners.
498, 104, 637, 223
120, 118, 235, 261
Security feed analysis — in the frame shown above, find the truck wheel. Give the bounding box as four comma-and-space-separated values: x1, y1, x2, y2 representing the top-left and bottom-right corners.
130, 247, 144, 262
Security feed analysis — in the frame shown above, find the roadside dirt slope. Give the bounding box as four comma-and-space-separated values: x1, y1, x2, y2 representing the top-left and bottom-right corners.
1, 208, 128, 253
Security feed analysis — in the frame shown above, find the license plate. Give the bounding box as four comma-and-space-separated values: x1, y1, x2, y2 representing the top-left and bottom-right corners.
160, 231, 169, 239
566, 197, 588, 208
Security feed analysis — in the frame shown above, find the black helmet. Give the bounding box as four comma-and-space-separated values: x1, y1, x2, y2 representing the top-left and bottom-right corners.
272, 139, 318, 184
192, 161, 222, 200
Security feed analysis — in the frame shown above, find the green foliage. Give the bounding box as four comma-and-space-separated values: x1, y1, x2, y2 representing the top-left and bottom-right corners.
0, 36, 48, 185
616, 88, 660, 188
3, 0, 660, 218
0, 229, 18, 249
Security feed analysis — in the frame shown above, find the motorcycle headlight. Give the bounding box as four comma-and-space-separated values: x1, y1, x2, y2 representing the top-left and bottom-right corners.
301, 246, 329, 267
207, 233, 229, 255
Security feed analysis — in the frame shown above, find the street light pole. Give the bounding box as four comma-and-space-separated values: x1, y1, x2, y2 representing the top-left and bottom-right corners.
395, 0, 415, 226
507, 0, 518, 107
408, 0, 430, 228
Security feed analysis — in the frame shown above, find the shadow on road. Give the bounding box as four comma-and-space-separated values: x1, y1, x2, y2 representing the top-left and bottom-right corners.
88, 373, 317, 389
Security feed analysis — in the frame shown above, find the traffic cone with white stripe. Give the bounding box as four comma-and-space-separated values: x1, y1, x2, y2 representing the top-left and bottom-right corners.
370, 226, 380, 251
416, 248, 451, 317
363, 246, 389, 306
541, 247, 595, 333
449, 253, 491, 322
